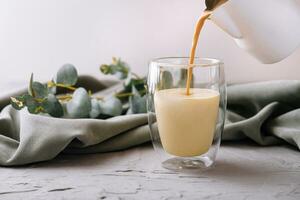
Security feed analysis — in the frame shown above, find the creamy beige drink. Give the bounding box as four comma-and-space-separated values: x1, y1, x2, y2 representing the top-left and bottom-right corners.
155, 88, 220, 157
153, 1, 227, 157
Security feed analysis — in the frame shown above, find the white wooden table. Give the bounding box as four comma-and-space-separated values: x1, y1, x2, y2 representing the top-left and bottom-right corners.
0, 142, 299, 200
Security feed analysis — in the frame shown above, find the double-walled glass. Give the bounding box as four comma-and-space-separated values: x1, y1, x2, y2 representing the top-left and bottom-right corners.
147, 57, 226, 171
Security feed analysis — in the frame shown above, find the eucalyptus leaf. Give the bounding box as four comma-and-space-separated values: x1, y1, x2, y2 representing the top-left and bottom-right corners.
126, 108, 133, 115
99, 97, 122, 117
89, 98, 102, 118
28, 73, 35, 97
178, 69, 194, 88
100, 58, 129, 80
25, 95, 41, 114
129, 86, 147, 114
124, 74, 132, 87
10, 96, 25, 110
27, 106, 40, 114
42, 94, 64, 118
61, 102, 68, 117
115, 71, 127, 80
66, 87, 91, 118
159, 71, 173, 89
124, 78, 146, 93
99, 64, 110, 74
122, 102, 130, 113
56, 64, 78, 86
32, 82, 48, 98
48, 79, 57, 94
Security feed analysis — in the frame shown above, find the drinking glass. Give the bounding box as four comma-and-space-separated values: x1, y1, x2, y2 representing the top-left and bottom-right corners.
147, 57, 226, 171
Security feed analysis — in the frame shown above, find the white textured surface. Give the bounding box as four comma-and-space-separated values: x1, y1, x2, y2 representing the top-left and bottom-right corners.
0, 143, 299, 200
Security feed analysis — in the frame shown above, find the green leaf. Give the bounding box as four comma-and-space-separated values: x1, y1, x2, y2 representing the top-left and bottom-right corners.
42, 94, 64, 118
10, 96, 25, 110
11, 94, 33, 110
66, 87, 91, 118
126, 108, 133, 115
178, 72, 186, 88
32, 82, 48, 98
124, 78, 146, 93
99, 96, 122, 117
89, 98, 101, 118
28, 73, 35, 97
99, 64, 111, 74
28, 74, 48, 99
100, 58, 129, 80
55, 64, 78, 86
48, 79, 57, 94
129, 86, 147, 114
159, 71, 173, 89
25, 95, 41, 114
178, 68, 194, 88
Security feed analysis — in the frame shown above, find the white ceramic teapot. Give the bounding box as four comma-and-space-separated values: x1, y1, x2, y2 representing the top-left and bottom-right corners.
207, 0, 300, 64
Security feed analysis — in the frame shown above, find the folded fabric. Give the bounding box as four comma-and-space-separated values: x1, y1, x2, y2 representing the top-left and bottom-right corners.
224, 80, 300, 149
0, 77, 299, 166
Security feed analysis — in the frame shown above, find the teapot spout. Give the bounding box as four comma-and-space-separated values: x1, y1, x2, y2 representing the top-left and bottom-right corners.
209, 5, 242, 39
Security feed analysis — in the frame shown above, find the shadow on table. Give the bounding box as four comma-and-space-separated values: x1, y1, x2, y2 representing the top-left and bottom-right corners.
172, 140, 299, 181
206, 159, 263, 177
221, 139, 299, 152
8, 141, 297, 181
23, 143, 152, 169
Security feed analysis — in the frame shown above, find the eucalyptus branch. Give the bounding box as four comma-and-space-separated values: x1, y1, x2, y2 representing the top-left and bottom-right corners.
57, 94, 73, 101
11, 58, 147, 119
35, 106, 45, 113
115, 92, 133, 98
47, 81, 77, 91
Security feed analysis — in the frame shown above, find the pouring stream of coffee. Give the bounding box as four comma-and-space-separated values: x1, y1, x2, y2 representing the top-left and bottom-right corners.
186, 0, 228, 95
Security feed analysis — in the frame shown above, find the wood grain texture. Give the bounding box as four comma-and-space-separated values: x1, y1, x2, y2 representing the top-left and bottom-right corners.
0, 143, 299, 200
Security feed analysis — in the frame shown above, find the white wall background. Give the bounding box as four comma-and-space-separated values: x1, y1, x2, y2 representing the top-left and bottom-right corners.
0, 0, 300, 85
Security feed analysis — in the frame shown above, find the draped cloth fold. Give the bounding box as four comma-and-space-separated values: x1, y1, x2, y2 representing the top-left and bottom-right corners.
0, 77, 299, 166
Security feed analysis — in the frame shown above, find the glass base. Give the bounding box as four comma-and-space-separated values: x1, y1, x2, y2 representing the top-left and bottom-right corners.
162, 156, 214, 171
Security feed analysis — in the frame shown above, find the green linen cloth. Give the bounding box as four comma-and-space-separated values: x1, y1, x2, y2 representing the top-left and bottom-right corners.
0, 77, 299, 166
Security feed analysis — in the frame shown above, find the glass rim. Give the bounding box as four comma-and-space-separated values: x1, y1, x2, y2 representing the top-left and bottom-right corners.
150, 57, 223, 68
